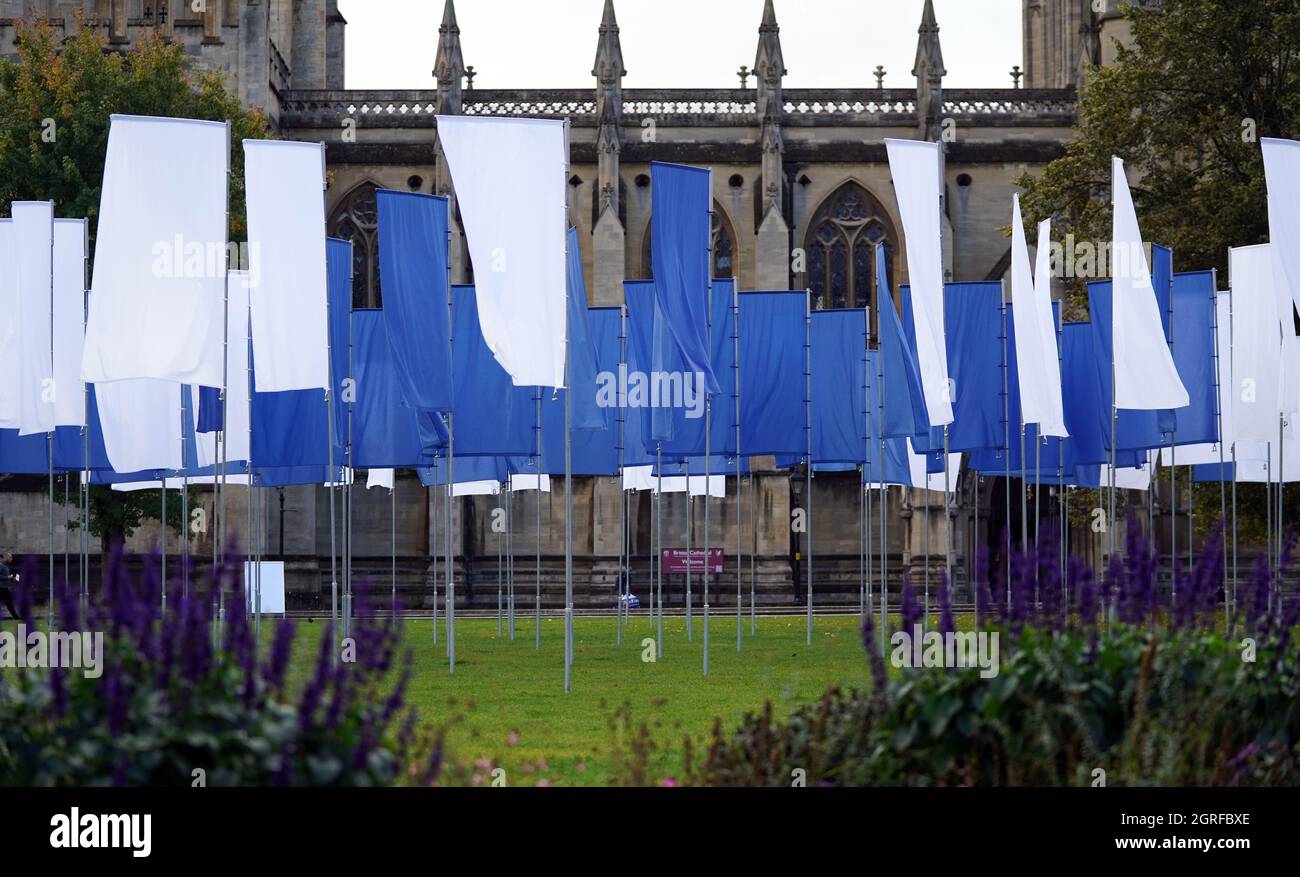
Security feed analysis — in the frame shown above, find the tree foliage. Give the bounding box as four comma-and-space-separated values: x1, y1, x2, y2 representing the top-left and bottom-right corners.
1017, 0, 1300, 317
0, 15, 270, 548
0, 14, 270, 240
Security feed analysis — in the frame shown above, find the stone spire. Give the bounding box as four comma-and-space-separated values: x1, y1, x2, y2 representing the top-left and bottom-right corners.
592, 0, 625, 218
754, 0, 790, 290
1076, 0, 1101, 91
434, 0, 464, 115
912, 0, 947, 141
433, 0, 467, 282
590, 0, 627, 307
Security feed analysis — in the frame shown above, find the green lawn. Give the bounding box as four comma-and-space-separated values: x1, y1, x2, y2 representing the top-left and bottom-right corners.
285, 612, 877, 786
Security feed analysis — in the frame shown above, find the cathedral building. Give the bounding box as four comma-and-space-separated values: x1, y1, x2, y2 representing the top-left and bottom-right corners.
0, 1, 1147, 607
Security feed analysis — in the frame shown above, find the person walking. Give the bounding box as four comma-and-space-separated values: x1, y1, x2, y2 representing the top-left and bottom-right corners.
0, 550, 21, 620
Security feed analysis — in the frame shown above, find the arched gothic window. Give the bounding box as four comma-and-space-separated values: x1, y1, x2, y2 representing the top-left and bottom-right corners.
804, 182, 898, 338
327, 182, 381, 309
640, 203, 738, 281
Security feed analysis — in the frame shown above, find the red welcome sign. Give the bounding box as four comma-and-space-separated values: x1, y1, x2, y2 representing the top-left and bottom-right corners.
661, 548, 724, 575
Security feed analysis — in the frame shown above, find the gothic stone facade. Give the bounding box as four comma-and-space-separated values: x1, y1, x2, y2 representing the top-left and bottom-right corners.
0, 1, 1139, 606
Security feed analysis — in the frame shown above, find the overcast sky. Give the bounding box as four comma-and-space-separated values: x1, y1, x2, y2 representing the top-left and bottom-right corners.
336, 0, 1023, 90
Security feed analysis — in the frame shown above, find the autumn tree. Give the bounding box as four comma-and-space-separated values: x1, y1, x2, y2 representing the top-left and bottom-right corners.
0, 15, 271, 553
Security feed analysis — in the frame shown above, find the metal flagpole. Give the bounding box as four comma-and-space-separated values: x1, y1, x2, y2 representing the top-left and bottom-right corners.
80, 219, 90, 614
160, 478, 167, 615
431, 456, 438, 645
804, 287, 813, 646
498, 489, 504, 637
563, 362, 573, 691
320, 159, 340, 666
507, 484, 515, 640
618, 305, 628, 646
1167, 260, 1176, 599
703, 417, 711, 678
391, 479, 397, 620
734, 279, 742, 653
877, 314, 888, 656
1211, 272, 1228, 629
749, 470, 756, 635
446, 277, 456, 671
656, 443, 663, 656
1001, 301, 1012, 611
1019, 423, 1027, 556
1170, 442, 1177, 599
1109, 355, 1117, 631
703, 270, 713, 678
535, 391, 542, 649
345, 301, 356, 641
686, 455, 693, 641
924, 479, 931, 631
944, 426, 953, 609
863, 312, 871, 629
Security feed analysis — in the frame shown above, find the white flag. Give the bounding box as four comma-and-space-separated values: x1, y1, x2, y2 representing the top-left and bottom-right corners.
885, 138, 952, 425
1010, 196, 1067, 436
1229, 244, 1283, 443
13, 201, 55, 436
0, 220, 18, 429
436, 115, 568, 389
53, 219, 87, 428
1111, 156, 1188, 410
1262, 138, 1300, 314
82, 115, 229, 387
245, 139, 330, 392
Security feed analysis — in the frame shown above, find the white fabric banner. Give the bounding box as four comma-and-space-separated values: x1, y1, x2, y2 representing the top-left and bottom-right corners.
366, 469, 395, 491
1098, 457, 1153, 492
453, 480, 502, 497
885, 138, 952, 425
622, 465, 656, 492
52, 220, 87, 427
0, 220, 19, 429
245, 140, 330, 392
688, 475, 726, 498
95, 378, 182, 473
1111, 157, 1188, 410
196, 273, 251, 469
436, 115, 568, 389
113, 474, 252, 491
1230, 245, 1283, 442
510, 474, 551, 493
1010, 198, 1067, 436
906, 439, 963, 492
14, 202, 55, 436
82, 116, 228, 387
1262, 138, 1300, 315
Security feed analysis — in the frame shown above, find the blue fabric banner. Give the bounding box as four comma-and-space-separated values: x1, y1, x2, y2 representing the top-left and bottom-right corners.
539, 306, 619, 476
448, 286, 533, 457
418, 455, 509, 488
376, 189, 453, 412
1088, 280, 1166, 451
970, 305, 1064, 476
566, 227, 606, 431
810, 309, 868, 464
650, 162, 719, 396
625, 278, 736, 458
878, 267, 930, 441
1168, 269, 1219, 447
738, 291, 805, 455
350, 310, 437, 468
0, 427, 86, 474
901, 281, 1004, 454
